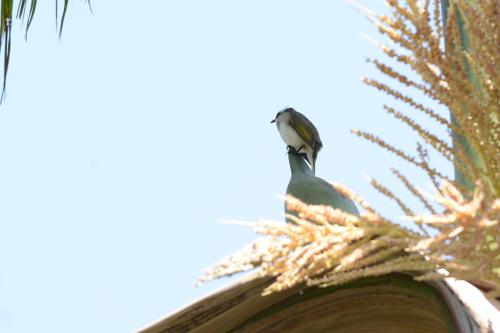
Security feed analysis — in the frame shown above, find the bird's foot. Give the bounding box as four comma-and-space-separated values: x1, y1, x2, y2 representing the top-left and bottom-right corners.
287, 145, 299, 154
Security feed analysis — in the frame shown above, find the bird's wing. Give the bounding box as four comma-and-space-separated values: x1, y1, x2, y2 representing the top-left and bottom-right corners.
289, 110, 323, 149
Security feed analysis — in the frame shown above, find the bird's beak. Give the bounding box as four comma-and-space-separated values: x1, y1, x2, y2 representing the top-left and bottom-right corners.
270, 119, 276, 123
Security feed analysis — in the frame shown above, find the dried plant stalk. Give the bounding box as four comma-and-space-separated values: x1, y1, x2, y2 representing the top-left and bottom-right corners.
199, 191, 426, 295
199, 0, 500, 297
199, 181, 499, 296
358, 0, 499, 196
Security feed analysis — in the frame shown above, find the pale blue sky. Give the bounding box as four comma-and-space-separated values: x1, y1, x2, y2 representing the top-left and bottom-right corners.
0, 1, 451, 332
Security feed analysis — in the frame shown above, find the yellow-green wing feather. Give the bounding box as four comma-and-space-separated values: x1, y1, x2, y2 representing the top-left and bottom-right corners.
289, 109, 323, 149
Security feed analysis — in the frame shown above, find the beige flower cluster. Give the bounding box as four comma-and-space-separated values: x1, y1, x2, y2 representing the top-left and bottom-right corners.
199, 0, 499, 298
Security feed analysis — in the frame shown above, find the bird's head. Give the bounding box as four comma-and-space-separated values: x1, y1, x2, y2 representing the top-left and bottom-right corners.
270, 107, 294, 123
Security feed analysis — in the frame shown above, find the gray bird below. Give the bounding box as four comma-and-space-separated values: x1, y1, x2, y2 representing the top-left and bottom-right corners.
285, 150, 359, 222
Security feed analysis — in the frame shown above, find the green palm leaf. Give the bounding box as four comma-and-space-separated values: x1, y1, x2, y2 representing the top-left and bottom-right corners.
0, 0, 90, 103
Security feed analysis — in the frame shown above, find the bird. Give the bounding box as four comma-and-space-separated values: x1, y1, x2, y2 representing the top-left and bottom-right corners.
285, 149, 359, 221
271, 107, 323, 173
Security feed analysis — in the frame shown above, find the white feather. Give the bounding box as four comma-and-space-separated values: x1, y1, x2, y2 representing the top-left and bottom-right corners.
275, 112, 308, 151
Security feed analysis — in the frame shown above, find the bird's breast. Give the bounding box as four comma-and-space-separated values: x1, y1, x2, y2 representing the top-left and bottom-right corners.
277, 121, 307, 149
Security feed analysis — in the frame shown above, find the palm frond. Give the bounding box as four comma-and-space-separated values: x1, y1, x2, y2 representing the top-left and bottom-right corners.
1, 0, 13, 102
0, 0, 91, 104
16, 0, 36, 39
